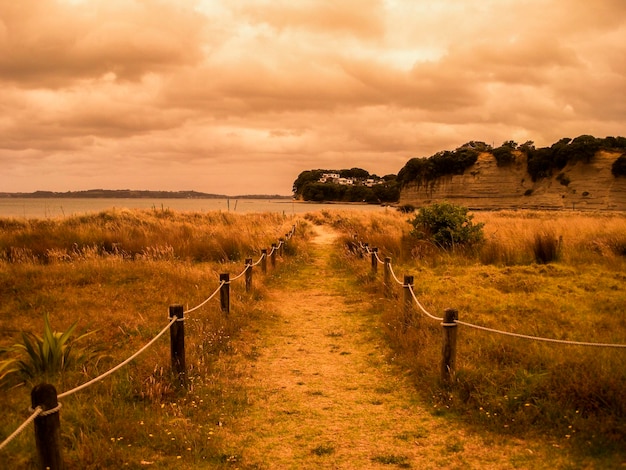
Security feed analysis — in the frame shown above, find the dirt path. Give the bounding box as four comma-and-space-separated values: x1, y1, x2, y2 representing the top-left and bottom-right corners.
217, 225, 552, 469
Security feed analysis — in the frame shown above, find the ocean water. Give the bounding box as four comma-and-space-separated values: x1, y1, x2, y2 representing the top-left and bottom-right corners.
0, 198, 389, 219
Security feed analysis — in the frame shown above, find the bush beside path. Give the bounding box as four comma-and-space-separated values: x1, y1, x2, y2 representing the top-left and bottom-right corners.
213, 225, 568, 469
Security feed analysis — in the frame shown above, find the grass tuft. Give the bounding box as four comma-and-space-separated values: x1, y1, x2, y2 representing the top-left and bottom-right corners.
311, 444, 335, 456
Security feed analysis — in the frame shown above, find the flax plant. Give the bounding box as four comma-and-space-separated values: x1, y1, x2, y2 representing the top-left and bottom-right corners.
0, 313, 98, 383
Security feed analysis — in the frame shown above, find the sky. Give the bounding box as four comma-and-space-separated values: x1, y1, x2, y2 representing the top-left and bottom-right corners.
1, 0, 625, 196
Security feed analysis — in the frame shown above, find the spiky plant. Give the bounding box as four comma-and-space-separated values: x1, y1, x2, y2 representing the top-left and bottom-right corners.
0, 313, 97, 382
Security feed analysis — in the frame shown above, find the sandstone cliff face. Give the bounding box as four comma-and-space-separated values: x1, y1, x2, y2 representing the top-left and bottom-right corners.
399, 151, 626, 210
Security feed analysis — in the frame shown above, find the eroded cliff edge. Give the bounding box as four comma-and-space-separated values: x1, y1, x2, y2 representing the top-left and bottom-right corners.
399, 151, 626, 211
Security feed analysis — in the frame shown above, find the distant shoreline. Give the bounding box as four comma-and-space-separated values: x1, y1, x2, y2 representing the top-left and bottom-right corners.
0, 190, 292, 200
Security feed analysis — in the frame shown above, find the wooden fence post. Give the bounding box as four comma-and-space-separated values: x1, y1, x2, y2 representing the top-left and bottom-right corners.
245, 258, 253, 292
271, 244, 277, 268
261, 249, 267, 274
31, 383, 63, 470
371, 248, 378, 275
168, 304, 186, 387
441, 308, 459, 384
279, 238, 284, 257
403, 275, 414, 331
384, 257, 392, 298
220, 273, 230, 314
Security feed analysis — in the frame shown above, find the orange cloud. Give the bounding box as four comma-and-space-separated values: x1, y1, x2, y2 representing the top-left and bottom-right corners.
0, 0, 625, 195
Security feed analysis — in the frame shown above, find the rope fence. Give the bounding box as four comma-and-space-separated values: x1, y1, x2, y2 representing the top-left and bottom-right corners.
354, 234, 626, 381
0, 223, 298, 466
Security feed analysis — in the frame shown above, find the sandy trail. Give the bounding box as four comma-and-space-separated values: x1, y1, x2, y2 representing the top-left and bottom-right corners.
217, 225, 546, 469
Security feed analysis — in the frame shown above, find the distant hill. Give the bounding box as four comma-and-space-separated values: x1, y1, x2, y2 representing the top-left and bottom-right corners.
398, 136, 626, 211
0, 190, 291, 199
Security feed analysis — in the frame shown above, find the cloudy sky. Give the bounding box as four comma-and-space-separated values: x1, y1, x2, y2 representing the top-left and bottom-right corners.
1, 0, 625, 195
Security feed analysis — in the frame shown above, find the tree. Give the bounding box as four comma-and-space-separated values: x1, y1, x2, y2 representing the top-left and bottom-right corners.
519, 141, 535, 153
341, 168, 370, 179
408, 202, 484, 249
493, 143, 516, 167
293, 170, 325, 196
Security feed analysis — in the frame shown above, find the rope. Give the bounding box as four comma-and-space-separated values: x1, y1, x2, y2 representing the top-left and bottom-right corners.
0, 407, 42, 451
28, 403, 63, 417
374, 251, 385, 265
229, 264, 250, 282
251, 253, 265, 267
387, 264, 405, 286
184, 282, 225, 314
455, 320, 626, 348
58, 316, 178, 399
408, 285, 444, 321
268, 246, 277, 256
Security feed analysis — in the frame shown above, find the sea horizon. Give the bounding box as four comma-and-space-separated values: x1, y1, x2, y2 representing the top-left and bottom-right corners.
0, 197, 389, 219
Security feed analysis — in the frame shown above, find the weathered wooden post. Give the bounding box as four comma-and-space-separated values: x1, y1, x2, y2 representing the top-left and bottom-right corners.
271, 243, 277, 268
441, 308, 459, 384
31, 383, 64, 469
261, 249, 267, 274
384, 257, 392, 298
403, 275, 414, 331
168, 304, 186, 387
245, 258, 253, 292
279, 238, 284, 257
371, 248, 378, 275
220, 273, 230, 314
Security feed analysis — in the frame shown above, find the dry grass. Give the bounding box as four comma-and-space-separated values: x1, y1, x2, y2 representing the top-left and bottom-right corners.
0, 208, 297, 263
0, 209, 310, 468
329, 209, 626, 464
2, 207, 625, 467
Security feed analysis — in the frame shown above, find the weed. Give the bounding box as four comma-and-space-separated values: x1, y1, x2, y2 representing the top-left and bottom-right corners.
371, 454, 411, 467
311, 444, 335, 456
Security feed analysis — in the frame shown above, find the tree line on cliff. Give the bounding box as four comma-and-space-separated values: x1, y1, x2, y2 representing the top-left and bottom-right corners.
397, 135, 626, 187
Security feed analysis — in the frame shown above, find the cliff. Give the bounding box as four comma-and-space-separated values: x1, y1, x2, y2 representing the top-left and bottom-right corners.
399, 151, 626, 211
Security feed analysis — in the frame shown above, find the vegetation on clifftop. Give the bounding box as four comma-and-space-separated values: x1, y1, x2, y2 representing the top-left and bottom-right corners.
397, 141, 488, 187
292, 168, 399, 203
397, 135, 626, 187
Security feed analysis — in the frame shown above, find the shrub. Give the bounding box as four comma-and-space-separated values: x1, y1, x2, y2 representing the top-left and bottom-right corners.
397, 204, 415, 214
531, 231, 561, 264
556, 173, 570, 186
612, 154, 626, 177
408, 202, 484, 249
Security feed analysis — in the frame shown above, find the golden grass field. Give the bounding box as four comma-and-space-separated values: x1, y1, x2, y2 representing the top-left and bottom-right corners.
1, 207, 625, 468
314, 208, 626, 462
